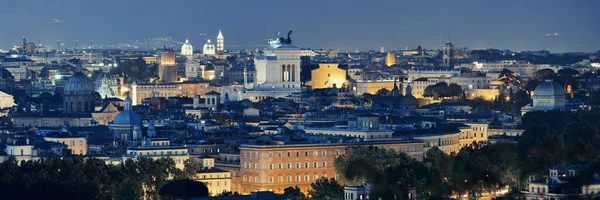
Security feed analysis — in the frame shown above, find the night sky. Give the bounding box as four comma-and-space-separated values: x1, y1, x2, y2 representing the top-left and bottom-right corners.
1, 0, 599, 52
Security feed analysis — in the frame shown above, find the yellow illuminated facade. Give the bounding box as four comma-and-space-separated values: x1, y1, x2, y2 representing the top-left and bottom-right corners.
159, 49, 177, 82
307, 63, 347, 89
385, 51, 396, 67
44, 136, 88, 155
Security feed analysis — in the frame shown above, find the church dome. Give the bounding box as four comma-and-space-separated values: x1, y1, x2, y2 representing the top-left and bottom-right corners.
181, 39, 193, 56
95, 72, 119, 89
113, 96, 141, 125
113, 110, 142, 125
534, 80, 565, 97
64, 72, 95, 94
204, 40, 215, 49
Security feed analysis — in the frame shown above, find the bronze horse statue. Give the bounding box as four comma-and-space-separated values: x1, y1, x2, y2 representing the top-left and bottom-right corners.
278, 30, 293, 44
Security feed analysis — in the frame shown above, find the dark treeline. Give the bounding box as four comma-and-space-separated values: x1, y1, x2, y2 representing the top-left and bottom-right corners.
330, 110, 600, 199
0, 157, 180, 200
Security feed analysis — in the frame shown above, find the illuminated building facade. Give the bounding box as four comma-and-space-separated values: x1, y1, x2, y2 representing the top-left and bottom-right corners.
216, 30, 224, 53
306, 63, 346, 89
385, 51, 396, 67
237, 140, 423, 194
158, 48, 178, 82
130, 81, 218, 105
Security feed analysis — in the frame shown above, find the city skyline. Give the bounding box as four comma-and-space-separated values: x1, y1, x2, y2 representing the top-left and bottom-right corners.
0, 0, 599, 52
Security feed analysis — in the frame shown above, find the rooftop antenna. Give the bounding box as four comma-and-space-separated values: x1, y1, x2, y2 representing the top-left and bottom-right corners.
75, 40, 78, 50
57, 40, 60, 51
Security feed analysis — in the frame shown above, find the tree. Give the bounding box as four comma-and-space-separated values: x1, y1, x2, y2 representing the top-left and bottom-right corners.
498, 69, 520, 89
558, 68, 579, 78
335, 146, 445, 198
283, 186, 307, 200
535, 69, 556, 80
423, 82, 462, 99
308, 178, 344, 200
217, 191, 241, 196
518, 123, 562, 176
561, 121, 600, 164
158, 179, 209, 199
376, 88, 391, 96
448, 83, 463, 97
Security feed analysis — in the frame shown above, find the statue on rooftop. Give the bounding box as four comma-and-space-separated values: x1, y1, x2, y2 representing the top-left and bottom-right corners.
268, 30, 293, 45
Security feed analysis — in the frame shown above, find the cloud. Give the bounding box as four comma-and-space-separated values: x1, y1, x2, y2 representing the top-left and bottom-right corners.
48, 18, 64, 24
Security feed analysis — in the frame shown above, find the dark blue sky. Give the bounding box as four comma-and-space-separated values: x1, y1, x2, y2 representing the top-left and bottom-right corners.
1, 0, 599, 52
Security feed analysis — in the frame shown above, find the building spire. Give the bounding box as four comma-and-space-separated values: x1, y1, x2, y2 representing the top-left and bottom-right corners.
217, 29, 224, 38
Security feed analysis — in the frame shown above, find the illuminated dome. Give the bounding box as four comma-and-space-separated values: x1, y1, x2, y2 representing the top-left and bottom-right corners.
203, 39, 215, 55
533, 80, 565, 111
95, 72, 119, 90
97, 83, 116, 98
64, 72, 95, 94
181, 39, 193, 56
113, 96, 141, 125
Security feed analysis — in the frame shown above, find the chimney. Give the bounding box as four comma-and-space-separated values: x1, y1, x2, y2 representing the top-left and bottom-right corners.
26, 138, 30, 145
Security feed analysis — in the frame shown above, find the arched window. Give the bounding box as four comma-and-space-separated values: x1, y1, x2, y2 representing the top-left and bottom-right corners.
291, 65, 296, 82
77, 102, 81, 111
281, 65, 285, 82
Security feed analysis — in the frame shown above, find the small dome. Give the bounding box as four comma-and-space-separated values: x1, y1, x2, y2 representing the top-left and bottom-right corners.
95, 72, 119, 89
113, 110, 142, 125
64, 72, 95, 94
204, 40, 214, 47
534, 80, 565, 97
181, 39, 193, 56
0, 68, 14, 80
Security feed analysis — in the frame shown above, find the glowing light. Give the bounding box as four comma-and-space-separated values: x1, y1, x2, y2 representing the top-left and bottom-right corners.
54, 75, 61, 80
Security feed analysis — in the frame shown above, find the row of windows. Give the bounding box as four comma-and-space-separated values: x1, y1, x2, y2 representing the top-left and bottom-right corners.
243, 150, 339, 158
129, 150, 186, 156
243, 161, 328, 170
199, 174, 229, 179
472, 127, 486, 131
243, 174, 328, 183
